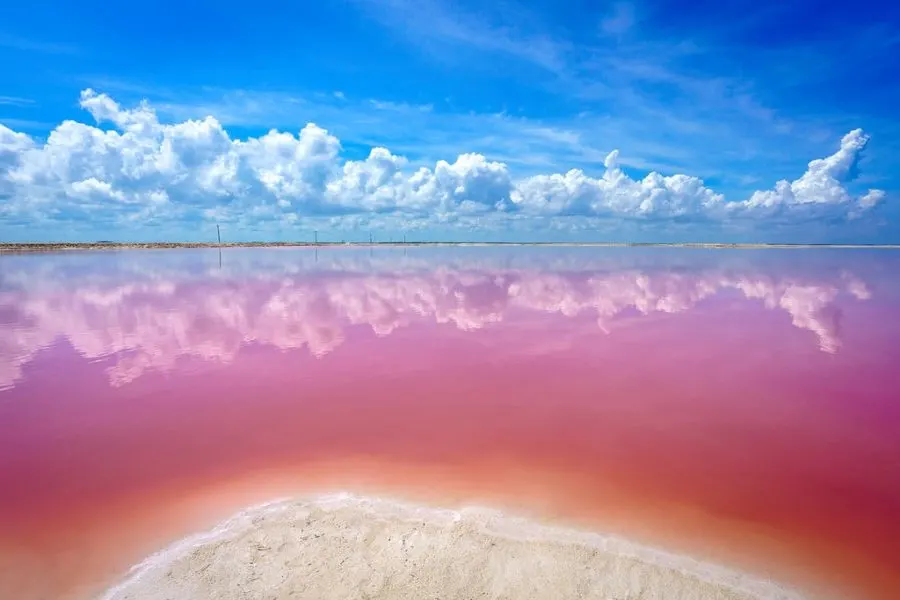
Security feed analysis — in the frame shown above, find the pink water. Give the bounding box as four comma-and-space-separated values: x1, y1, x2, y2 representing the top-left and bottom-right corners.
1, 247, 899, 599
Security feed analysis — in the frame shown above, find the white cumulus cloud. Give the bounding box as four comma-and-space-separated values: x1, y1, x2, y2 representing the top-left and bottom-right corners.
0, 90, 886, 229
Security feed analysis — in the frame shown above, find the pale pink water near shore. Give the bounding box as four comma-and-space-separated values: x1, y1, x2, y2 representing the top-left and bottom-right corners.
1, 247, 899, 599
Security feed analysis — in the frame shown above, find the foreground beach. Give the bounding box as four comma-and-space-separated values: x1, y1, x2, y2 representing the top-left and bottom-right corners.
102, 494, 804, 600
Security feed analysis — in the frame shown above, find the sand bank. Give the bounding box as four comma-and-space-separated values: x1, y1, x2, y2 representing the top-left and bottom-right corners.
100, 494, 806, 600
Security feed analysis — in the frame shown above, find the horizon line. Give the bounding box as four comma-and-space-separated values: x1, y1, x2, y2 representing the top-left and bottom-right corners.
2, 241, 900, 253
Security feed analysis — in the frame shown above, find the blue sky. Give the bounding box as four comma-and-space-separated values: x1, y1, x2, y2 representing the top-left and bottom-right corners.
1, 0, 898, 242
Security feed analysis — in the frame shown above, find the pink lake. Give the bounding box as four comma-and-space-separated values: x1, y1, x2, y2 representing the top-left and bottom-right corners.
1, 247, 899, 600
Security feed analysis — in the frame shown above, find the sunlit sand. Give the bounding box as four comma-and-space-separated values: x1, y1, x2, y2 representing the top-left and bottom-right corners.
102, 494, 805, 600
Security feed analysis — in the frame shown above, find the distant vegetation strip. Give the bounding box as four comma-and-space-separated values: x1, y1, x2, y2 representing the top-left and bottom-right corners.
1, 242, 899, 253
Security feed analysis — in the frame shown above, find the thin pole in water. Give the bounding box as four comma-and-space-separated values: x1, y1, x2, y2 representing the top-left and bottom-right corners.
314, 230, 318, 245
216, 224, 221, 246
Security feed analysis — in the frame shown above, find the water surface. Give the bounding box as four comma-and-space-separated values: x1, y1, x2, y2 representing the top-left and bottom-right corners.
1, 247, 898, 599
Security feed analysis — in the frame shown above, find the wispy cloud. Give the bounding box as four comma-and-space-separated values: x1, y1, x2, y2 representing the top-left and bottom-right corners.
0, 117, 54, 130
348, 0, 830, 185
0, 96, 35, 107
0, 33, 78, 54
599, 2, 638, 36
368, 99, 434, 113
352, 0, 570, 73
75, 0, 888, 194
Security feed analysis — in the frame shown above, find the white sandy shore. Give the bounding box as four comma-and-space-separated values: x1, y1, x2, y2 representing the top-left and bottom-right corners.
99, 493, 808, 600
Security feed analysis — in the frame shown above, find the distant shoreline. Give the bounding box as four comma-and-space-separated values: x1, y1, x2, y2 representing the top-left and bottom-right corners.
2, 241, 899, 253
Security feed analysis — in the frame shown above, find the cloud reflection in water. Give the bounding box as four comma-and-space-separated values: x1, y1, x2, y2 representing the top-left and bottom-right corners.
0, 251, 872, 391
